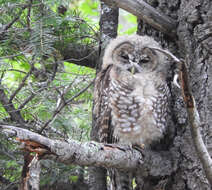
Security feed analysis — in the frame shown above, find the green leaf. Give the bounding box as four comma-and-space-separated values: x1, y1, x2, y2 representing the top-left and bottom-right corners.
79, 0, 99, 17
69, 175, 78, 183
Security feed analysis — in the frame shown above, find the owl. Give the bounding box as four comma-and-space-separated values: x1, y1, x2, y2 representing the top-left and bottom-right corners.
94, 34, 171, 148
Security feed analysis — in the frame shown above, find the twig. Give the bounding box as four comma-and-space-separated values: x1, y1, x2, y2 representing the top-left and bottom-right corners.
9, 67, 33, 103
63, 48, 98, 63
18, 86, 45, 110
18, 63, 58, 110
179, 59, 212, 185
0, 70, 5, 83
1, 69, 27, 74
0, 88, 25, 124
39, 80, 94, 133
0, 49, 30, 59
27, 0, 33, 31
1, 4, 28, 33
66, 79, 94, 105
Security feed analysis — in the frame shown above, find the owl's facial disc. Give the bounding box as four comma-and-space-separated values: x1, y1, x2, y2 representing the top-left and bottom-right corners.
112, 41, 134, 62
128, 48, 156, 74
137, 47, 158, 71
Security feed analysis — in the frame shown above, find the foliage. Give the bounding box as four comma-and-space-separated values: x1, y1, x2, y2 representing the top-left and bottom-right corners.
0, 0, 137, 188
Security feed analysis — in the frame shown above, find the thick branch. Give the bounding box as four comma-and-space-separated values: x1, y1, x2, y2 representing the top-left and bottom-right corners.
0, 88, 25, 124
0, 125, 173, 176
180, 60, 212, 186
60, 44, 98, 69
0, 125, 140, 170
101, 0, 177, 37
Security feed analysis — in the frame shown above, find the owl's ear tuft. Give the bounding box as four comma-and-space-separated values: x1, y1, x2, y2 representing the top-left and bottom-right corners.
112, 41, 134, 62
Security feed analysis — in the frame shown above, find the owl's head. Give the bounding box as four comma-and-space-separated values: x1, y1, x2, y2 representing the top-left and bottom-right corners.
103, 35, 173, 75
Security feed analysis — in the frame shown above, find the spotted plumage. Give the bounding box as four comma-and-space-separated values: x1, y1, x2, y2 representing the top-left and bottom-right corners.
93, 34, 173, 190
94, 34, 171, 148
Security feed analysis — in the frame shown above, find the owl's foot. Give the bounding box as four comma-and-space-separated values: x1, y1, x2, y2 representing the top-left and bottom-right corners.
104, 143, 126, 151
133, 144, 145, 149
132, 144, 145, 155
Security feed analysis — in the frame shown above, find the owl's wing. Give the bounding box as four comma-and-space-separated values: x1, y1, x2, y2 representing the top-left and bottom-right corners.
94, 65, 134, 190
153, 82, 171, 132
93, 65, 114, 143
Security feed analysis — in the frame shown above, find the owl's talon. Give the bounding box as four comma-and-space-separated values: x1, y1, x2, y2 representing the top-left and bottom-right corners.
132, 144, 145, 154
140, 144, 145, 149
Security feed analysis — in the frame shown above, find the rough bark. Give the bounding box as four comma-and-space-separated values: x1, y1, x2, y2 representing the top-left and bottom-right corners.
20, 153, 40, 190
177, 1, 212, 189
180, 60, 212, 185
0, 125, 174, 176
60, 44, 98, 69
134, 0, 212, 189
101, 0, 177, 36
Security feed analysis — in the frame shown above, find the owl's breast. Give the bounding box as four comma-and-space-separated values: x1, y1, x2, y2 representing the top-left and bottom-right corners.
109, 78, 166, 146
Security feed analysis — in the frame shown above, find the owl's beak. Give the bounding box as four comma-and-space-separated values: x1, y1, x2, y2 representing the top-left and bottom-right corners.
130, 67, 135, 74
129, 62, 142, 74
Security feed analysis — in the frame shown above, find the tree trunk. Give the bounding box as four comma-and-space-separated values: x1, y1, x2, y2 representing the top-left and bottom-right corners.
1, 0, 212, 189
135, 0, 212, 189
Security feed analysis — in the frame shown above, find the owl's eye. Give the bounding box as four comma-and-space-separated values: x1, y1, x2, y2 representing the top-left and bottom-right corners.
120, 53, 129, 60
139, 55, 150, 64
119, 53, 130, 63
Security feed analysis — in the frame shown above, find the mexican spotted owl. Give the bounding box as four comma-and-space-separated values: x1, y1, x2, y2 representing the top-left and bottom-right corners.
94, 34, 171, 148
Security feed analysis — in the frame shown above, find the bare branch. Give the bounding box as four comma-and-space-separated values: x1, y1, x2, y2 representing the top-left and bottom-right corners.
0, 85, 25, 124
18, 86, 44, 110
18, 63, 58, 110
0, 124, 173, 176
9, 67, 33, 103
39, 80, 94, 133
1, 69, 27, 74
101, 0, 177, 37
1, 4, 28, 33
60, 44, 98, 69
179, 60, 212, 185
27, 0, 33, 31
0, 125, 140, 170
66, 79, 94, 104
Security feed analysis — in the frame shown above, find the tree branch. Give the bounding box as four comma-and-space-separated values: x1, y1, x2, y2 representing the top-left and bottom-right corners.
0, 125, 173, 176
9, 67, 33, 103
26, 0, 33, 31
60, 44, 98, 69
0, 88, 25, 124
179, 60, 212, 186
0, 125, 140, 170
0, 4, 28, 33
101, 0, 177, 37
39, 80, 94, 133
